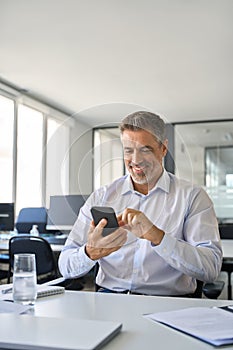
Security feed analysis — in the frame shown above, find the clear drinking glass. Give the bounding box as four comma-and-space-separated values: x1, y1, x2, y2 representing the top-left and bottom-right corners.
13, 253, 37, 306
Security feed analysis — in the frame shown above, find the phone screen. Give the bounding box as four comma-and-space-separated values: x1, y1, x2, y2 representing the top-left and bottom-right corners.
91, 206, 119, 236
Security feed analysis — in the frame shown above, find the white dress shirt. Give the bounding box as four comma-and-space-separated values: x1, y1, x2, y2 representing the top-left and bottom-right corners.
58, 170, 222, 296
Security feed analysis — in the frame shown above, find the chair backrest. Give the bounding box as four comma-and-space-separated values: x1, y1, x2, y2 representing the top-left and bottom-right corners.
15, 207, 48, 233
8, 235, 58, 283
192, 280, 203, 298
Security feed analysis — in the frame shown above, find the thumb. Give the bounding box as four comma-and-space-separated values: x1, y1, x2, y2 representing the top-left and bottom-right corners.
96, 218, 107, 230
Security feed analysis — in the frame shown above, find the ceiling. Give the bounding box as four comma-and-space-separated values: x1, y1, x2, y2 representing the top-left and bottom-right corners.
0, 0, 233, 127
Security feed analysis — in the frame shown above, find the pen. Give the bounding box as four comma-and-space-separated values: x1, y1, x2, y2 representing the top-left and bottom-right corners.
1, 287, 13, 294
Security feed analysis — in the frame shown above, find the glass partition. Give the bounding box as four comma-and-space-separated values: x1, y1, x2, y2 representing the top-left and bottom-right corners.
174, 120, 233, 222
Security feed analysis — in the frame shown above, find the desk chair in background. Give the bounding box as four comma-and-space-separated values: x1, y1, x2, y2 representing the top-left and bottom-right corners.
0, 269, 8, 282
7, 235, 58, 284
15, 207, 49, 233
0, 253, 10, 282
7, 235, 84, 290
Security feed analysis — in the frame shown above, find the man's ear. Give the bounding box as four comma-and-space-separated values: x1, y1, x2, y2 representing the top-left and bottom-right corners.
162, 139, 168, 157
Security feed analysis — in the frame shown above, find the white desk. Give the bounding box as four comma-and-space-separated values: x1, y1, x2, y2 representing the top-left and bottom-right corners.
0, 235, 63, 253
33, 290, 233, 350
1, 236, 233, 256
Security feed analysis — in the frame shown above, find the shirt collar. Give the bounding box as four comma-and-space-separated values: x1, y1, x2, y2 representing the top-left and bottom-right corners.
121, 169, 170, 196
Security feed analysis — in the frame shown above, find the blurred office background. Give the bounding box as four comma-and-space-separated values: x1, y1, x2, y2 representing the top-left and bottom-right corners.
1, 0, 233, 298
1, 0, 233, 219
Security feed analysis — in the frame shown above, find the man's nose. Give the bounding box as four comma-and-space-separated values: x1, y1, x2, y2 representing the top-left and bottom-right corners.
131, 150, 143, 164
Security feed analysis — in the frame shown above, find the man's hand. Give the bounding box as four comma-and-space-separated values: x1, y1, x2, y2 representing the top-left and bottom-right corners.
119, 208, 165, 246
85, 218, 127, 260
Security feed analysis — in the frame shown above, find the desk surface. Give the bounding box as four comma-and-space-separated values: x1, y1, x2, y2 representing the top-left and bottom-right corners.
0, 234, 63, 252
1, 235, 233, 256
33, 290, 233, 350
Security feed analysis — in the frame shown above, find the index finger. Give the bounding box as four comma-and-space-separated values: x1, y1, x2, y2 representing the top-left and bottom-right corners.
117, 213, 125, 227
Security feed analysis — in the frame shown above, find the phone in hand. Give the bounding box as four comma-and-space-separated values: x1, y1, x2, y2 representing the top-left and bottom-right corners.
91, 206, 119, 236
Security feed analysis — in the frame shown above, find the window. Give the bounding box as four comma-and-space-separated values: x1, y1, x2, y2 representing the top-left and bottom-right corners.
0, 89, 71, 218
93, 128, 124, 189
0, 95, 14, 202
16, 104, 43, 213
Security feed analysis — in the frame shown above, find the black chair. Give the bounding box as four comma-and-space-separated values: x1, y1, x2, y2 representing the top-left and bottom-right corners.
0, 253, 10, 282
202, 281, 225, 299
192, 280, 224, 299
0, 269, 9, 282
7, 235, 59, 284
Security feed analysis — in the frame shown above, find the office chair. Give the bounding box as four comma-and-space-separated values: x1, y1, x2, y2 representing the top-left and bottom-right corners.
191, 280, 225, 299
0, 253, 10, 282
0, 253, 9, 265
15, 207, 48, 233
202, 281, 225, 299
7, 235, 59, 284
0, 269, 9, 282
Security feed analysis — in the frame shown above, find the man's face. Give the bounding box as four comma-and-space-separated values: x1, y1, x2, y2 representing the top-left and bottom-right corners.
121, 129, 168, 192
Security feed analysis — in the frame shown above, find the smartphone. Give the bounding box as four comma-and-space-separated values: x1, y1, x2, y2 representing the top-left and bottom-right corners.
91, 206, 119, 236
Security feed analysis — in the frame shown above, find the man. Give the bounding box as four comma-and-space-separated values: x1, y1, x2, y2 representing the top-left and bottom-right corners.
58, 111, 222, 296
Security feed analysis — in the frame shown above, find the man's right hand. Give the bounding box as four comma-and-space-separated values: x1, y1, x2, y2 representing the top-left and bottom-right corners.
85, 219, 127, 260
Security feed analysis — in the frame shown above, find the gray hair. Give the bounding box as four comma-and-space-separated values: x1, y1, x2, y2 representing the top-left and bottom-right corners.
119, 111, 166, 143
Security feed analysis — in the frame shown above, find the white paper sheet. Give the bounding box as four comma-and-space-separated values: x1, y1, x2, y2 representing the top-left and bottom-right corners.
0, 300, 30, 315
144, 306, 233, 346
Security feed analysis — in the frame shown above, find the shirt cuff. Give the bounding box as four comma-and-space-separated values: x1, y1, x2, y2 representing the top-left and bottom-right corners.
79, 245, 97, 268
152, 232, 176, 258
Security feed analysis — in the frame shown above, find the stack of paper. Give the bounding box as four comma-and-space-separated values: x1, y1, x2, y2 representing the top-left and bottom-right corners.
144, 306, 233, 346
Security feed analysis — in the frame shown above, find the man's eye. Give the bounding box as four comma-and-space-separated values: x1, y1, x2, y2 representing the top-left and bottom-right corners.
124, 149, 133, 154
141, 148, 151, 153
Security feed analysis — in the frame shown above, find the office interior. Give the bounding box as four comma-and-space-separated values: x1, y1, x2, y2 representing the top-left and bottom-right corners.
0, 1, 233, 300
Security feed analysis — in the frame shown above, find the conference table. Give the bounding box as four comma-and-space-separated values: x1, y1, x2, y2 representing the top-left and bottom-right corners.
30, 290, 233, 350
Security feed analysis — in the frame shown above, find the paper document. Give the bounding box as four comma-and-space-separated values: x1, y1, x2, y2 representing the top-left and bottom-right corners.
0, 300, 30, 314
144, 306, 233, 346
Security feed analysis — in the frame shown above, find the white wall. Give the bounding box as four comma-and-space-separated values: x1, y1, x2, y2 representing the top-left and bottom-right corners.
69, 119, 93, 196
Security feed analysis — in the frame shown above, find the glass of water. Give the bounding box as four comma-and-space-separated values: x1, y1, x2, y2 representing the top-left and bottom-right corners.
13, 253, 37, 306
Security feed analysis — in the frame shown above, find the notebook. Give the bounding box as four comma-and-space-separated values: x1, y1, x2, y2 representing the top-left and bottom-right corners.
0, 284, 65, 301
0, 314, 122, 350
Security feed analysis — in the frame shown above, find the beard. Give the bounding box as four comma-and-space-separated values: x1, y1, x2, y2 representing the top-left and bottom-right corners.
128, 162, 150, 185
127, 161, 163, 187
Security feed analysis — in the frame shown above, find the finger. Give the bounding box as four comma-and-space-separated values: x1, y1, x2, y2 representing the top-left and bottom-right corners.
97, 218, 107, 228
90, 220, 95, 228
124, 212, 135, 226
94, 218, 108, 237
117, 213, 122, 221
121, 208, 136, 223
